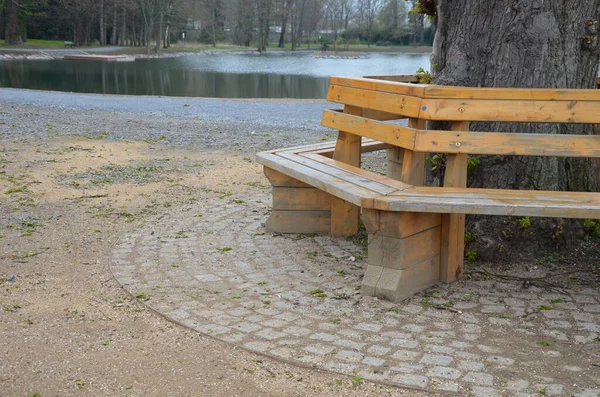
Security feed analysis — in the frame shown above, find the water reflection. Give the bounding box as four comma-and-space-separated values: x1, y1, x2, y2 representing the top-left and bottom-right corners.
0, 52, 430, 99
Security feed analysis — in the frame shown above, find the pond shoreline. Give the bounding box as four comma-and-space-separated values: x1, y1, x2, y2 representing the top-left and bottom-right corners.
0, 46, 432, 61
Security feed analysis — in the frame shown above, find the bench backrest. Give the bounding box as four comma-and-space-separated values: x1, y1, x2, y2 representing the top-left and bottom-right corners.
323, 76, 600, 159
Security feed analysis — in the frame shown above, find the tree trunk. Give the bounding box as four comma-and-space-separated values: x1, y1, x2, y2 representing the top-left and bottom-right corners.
100, 0, 106, 46
430, 0, 600, 259
120, 5, 126, 46
155, 12, 163, 52
278, 0, 291, 48
111, 0, 118, 45
212, 8, 216, 47
5, 0, 22, 45
145, 22, 152, 54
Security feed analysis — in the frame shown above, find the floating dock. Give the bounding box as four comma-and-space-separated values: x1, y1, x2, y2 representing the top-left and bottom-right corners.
63, 54, 135, 62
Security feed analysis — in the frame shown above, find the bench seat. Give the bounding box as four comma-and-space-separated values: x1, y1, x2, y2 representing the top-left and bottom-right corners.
257, 142, 600, 219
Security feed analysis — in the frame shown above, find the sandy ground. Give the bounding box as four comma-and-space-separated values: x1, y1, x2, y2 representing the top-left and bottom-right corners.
0, 136, 429, 397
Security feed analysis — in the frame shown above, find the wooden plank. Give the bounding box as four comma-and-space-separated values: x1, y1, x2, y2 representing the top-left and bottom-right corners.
413, 129, 600, 157
329, 76, 427, 98
399, 118, 426, 185
363, 74, 420, 83
362, 208, 441, 239
275, 152, 398, 195
596, 124, 600, 187
257, 151, 386, 208
422, 84, 600, 101
326, 85, 423, 118
330, 105, 363, 236
389, 186, 598, 202
439, 121, 469, 283
420, 98, 600, 123
321, 109, 416, 150
306, 140, 392, 156
272, 187, 331, 211
264, 167, 312, 188
266, 210, 331, 234
301, 153, 412, 190
373, 188, 600, 218
362, 108, 407, 121
332, 76, 600, 101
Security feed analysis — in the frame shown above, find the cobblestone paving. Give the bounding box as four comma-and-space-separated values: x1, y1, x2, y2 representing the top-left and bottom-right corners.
111, 192, 600, 396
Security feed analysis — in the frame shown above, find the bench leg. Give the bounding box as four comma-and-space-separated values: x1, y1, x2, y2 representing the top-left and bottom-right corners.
330, 127, 361, 236
264, 167, 332, 234
361, 209, 442, 302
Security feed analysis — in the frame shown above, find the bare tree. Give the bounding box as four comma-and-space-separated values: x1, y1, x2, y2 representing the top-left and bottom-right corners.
99, 0, 106, 45
289, 0, 306, 49
256, 0, 273, 52
111, 0, 118, 44
59, 0, 96, 45
358, 0, 380, 46
230, 0, 255, 46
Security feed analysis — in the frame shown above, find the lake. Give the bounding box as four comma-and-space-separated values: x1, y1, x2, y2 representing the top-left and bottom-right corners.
0, 52, 430, 99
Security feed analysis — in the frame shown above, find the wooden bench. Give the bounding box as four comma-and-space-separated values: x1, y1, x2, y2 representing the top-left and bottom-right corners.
64, 41, 74, 48
256, 75, 600, 302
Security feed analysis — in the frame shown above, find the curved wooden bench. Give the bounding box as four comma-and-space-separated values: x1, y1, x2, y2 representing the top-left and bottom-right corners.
256, 75, 600, 302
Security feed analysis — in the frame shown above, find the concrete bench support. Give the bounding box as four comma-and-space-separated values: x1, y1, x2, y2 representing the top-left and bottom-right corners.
361, 209, 442, 302
264, 167, 332, 234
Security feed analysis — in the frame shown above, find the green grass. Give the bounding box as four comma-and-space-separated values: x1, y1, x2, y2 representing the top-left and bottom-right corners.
1, 39, 101, 48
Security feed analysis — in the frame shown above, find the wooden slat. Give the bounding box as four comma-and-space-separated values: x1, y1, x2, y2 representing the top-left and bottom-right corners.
257, 152, 374, 207
390, 186, 597, 202
332, 76, 600, 101
305, 140, 392, 156
422, 85, 600, 101
362, 108, 407, 121
363, 74, 420, 83
320, 112, 600, 157
375, 187, 600, 218
327, 85, 423, 118
322, 109, 416, 150
420, 98, 600, 123
413, 129, 600, 157
301, 153, 412, 191
275, 152, 398, 196
271, 138, 390, 158
329, 76, 427, 98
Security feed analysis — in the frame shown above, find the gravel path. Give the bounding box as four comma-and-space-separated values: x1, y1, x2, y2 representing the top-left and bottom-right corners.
1, 88, 330, 150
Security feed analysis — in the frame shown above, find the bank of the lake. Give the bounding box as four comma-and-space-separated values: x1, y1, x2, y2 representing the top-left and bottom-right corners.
0, 51, 431, 99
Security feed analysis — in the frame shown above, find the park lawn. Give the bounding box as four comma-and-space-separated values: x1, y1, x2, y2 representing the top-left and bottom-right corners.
0, 39, 101, 48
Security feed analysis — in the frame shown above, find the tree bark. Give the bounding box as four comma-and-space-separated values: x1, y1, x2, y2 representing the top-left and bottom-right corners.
155, 11, 163, 52
100, 0, 106, 46
278, 0, 291, 48
111, 0, 118, 45
120, 5, 126, 46
4, 0, 23, 45
430, 0, 600, 258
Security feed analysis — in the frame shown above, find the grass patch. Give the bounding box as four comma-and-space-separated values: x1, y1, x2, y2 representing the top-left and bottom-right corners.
309, 289, 327, 298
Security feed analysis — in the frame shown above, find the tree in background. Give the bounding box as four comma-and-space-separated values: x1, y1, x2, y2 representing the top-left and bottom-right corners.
230, 0, 254, 46
255, 0, 272, 51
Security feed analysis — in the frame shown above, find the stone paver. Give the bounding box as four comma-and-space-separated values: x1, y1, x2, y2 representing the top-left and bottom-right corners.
110, 193, 600, 396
